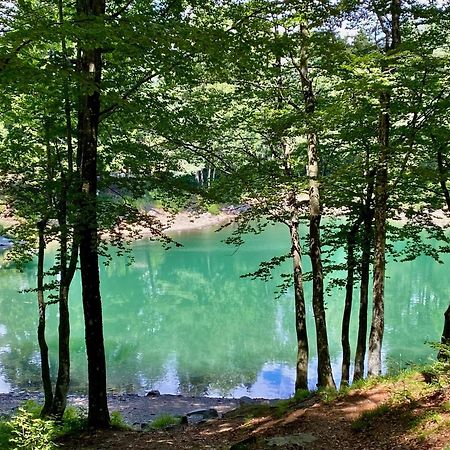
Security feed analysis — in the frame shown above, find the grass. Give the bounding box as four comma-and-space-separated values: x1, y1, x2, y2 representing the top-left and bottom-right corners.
148, 414, 182, 429
110, 411, 132, 430
206, 203, 221, 215
349, 376, 383, 391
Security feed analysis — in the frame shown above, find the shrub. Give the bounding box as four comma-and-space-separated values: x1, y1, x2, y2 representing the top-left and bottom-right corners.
206, 203, 221, 215
149, 414, 181, 429
55, 406, 88, 437
110, 411, 131, 430
0, 420, 12, 449
9, 407, 56, 450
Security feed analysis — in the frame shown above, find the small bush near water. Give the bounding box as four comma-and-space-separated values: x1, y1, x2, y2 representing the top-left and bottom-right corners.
148, 414, 182, 429
0, 401, 127, 449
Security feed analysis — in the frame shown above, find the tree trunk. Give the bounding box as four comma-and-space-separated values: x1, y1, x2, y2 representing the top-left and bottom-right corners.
439, 305, 450, 360
51, 178, 79, 419
353, 198, 374, 381
437, 148, 450, 211
37, 220, 53, 417
51, 2, 76, 416
289, 220, 308, 391
368, 92, 389, 377
77, 0, 110, 428
300, 22, 335, 389
436, 148, 450, 359
367, 0, 401, 377
341, 221, 360, 387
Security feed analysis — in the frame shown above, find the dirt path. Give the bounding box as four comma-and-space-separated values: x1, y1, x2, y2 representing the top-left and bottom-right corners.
59, 375, 450, 449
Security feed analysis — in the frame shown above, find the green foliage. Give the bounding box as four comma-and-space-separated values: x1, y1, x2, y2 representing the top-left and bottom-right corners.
0, 403, 92, 449
349, 377, 382, 391
9, 407, 56, 450
54, 406, 88, 438
206, 203, 221, 215
148, 414, 182, 429
0, 420, 12, 450
110, 411, 131, 430
293, 389, 311, 402
318, 387, 342, 404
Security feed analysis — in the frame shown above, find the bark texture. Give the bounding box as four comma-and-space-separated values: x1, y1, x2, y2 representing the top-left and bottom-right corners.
37, 221, 53, 417
341, 221, 360, 387
50, 2, 77, 416
289, 220, 309, 391
437, 148, 450, 359
300, 22, 335, 389
353, 176, 374, 381
368, 0, 401, 377
77, 0, 110, 428
51, 179, 79, 419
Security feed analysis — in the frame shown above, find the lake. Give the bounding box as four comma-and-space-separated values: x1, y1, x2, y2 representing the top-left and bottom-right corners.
0, 223, 447, 398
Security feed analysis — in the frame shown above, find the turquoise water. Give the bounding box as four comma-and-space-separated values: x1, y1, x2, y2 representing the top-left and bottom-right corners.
0, 224, 447, 398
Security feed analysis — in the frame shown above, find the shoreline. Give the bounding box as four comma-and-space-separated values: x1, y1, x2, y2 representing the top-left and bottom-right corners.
0, 208, 238, 245
0, 391, 275, 427
145, 208, 237, 235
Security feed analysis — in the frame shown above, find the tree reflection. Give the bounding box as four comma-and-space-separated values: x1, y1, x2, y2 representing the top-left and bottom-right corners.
0, 227, 448, 395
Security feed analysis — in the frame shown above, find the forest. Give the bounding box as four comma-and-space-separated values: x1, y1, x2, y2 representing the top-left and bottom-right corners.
1, 0, 450, 448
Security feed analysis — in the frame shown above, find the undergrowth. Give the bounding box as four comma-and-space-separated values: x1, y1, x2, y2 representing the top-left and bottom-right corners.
148, 414, 182, 429
0, 401, 128, 449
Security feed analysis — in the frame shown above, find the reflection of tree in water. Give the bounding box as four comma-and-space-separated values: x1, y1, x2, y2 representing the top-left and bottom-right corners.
383, 253, 449, 368
99, 237, 296, 395
1, 344, 42, 390
0, 263, 48, 390
2, 227, 450, 394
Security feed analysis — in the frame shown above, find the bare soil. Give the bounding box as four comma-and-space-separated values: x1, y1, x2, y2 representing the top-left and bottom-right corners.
58, 373, 450, 449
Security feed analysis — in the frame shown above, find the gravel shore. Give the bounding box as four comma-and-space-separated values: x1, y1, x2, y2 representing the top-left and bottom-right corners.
0, 392, 269, 427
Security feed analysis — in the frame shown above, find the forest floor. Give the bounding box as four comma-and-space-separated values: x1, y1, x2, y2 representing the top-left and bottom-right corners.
58, 370, 450, 449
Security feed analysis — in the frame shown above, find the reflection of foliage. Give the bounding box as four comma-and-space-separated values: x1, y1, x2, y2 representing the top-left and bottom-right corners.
1, 228, 449, 394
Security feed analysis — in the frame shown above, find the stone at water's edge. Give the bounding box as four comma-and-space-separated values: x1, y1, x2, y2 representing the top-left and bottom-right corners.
146, 390, 161, 397
239, 396, 254, 405
186, 408, 219, 424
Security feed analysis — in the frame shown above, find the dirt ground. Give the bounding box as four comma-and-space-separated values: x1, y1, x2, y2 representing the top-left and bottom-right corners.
59, 373, 450, 449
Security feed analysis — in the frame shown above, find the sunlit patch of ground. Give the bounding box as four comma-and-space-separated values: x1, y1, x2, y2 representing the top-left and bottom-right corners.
59, 372, 450, 450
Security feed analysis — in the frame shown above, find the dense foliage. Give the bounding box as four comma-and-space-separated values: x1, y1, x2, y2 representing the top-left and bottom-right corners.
0, 0, 449, 429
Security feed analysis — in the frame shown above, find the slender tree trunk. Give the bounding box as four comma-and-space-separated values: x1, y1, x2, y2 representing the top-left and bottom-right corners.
51, 178, 79, 419
367, 0, 401, 377
439, 305, 450, 359
341, 221, 360, 387
51, 2, 76, 417
368, 92, 389, 377
77, 0, 110, 428
37, 220, 53, 416
299, 22, 335, 389
437, 148, 450, 211
353, 198, 374, 381
289, 220, 309, 391
275, 47, 309, 391
436, 148, 450, 359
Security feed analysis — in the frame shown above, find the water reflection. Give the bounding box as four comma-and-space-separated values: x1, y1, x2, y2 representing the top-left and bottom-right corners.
0, 226, 448, 397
